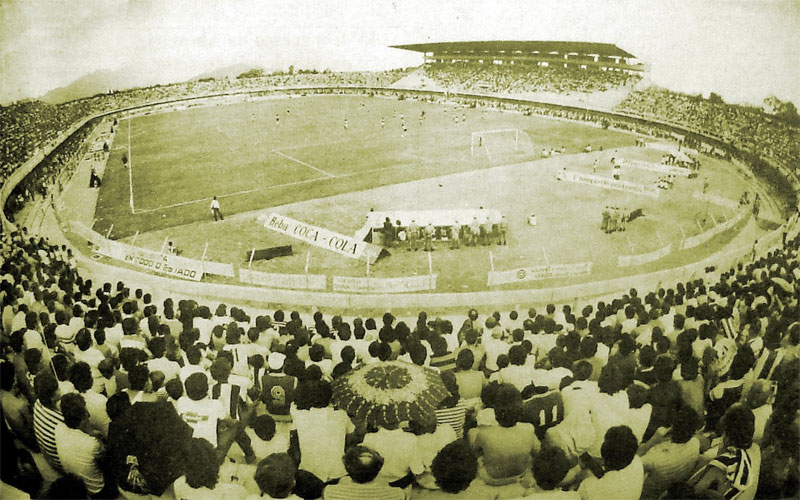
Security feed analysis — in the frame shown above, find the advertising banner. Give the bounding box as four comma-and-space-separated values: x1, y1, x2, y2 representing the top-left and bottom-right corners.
692, 191, 738, 210
556, 170, 660, 198
618, 243, 673, 267
332, 274, 437, 293
239, 268, 326, 290
74, 221, 232, 278
96, 241, 204, 281
70, 221, 109, 249
621, 159, 691, 177
259, 213, 381, 264
487, 262, 592, 286
201, 261, 235, 278
680, 211, 746, 250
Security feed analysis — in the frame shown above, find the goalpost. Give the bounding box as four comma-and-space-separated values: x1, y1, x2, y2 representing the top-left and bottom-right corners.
471, 128, 534, 162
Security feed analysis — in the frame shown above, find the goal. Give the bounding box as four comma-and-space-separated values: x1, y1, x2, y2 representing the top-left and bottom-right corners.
470, 128, 533, 161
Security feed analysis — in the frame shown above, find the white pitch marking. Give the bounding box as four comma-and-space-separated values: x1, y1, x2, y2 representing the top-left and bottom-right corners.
272, 149, 335, 178
133, 163, 404, 214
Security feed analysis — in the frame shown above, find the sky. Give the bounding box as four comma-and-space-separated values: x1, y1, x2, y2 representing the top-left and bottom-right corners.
1, 0, 799, 107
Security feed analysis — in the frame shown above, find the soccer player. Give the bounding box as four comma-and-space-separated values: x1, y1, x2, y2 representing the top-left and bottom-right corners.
275, 114, 280, 126
424, 222, 436, 252
498, 216, 508, 245
450, 221, 461, 249
344, 118, 349, 131
407, 220, 419, 251
211, 196, 224, 221
380, 117, 385, 129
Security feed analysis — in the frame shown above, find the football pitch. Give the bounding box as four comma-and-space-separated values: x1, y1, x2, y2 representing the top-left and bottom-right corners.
94, 95, 758, 292
96, 95, 634, 235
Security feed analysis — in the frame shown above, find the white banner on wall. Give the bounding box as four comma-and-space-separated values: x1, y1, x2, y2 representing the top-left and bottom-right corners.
692, 191, 738, 210
621, 159, 691, 177
332, 274, 437, 293
239, 268, 326, 290
259, 213, 381, 264
72, 221, 233, 278
487, 262, 592, 286
556, 170, 660, 198
201, 261, 235, 278
680, 211, 746, 250
97, 240, 204, 281
70, 222, 109, 249
618, 243, 673, 267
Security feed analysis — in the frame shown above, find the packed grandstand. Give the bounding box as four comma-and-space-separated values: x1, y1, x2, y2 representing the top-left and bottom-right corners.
1, 42, 800, 500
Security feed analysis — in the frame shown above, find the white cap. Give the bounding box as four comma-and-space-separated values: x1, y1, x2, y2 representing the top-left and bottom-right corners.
268, 352, 286, 371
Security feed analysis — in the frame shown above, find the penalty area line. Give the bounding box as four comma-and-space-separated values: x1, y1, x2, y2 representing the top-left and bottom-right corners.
272, 149, 335, 178
131, 163, 407, 215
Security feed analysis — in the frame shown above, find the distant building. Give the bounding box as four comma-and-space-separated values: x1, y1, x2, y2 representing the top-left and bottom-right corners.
391, 40, 647, 76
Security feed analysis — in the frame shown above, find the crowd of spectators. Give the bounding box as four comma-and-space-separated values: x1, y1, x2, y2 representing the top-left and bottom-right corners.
4, 123, 95, 221
424, 63, 641, 96
3, 69, 798, 223
1, 204, 799, 498
0, 100, 97, 179
616, 88, 800, 180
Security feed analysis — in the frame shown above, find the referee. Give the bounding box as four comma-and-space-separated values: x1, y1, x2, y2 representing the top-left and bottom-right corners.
210, 196, 224, 221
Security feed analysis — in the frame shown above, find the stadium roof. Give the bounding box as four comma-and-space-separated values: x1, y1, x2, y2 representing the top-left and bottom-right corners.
391, 41, 635, 59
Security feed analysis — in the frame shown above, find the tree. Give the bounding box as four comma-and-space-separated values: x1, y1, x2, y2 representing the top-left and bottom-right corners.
103, 142, 109, 152
707, 92, 724, 105
764, 96, 800, 127
288, 65, 294, 75
236, 68, 265, 79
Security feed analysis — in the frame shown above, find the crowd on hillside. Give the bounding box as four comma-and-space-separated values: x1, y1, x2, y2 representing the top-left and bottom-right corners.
424, 63, 640, 96
4, 124, 94, 221
616, 88, 800, 179
0, 70, 407, 182
2, 204, 799, 498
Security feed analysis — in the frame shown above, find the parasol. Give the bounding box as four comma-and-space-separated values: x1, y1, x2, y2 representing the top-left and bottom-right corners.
331, 360, 449, 428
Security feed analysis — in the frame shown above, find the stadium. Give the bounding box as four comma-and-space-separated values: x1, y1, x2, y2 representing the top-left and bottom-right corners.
1, 6, 799, 500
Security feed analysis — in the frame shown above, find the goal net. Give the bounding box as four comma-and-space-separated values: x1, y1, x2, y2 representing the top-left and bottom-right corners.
471, 129, 534, 162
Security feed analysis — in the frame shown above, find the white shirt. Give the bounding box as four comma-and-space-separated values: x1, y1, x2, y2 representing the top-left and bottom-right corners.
291, 406, 354, 482
363, 428, 425, 481
83, 390, 111, 437
578, 456, 644, 500
147, 357, 182, 381
54, 424, 105, 494
176, 396, 226, 446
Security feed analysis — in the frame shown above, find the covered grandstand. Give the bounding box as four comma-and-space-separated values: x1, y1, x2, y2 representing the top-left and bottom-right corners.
391, 40, 647, 75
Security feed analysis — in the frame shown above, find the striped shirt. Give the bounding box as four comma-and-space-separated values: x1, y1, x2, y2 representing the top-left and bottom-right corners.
33, 400, 64, 471
211, 382, 244, 419
754, 349, 784, 380
435, 402, 467, 438
429, 352, 456, 373
708, 446, 754, 500
323, 479, 405, 500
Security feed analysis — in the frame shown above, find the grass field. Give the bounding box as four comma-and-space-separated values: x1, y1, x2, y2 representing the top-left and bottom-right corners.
95, 95, 635, 236
94, 94, 760, 292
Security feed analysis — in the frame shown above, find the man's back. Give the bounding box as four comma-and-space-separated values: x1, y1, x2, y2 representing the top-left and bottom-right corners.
323, 478, 405, 500
55, 423, 105, 494
261, 373, 296, 417
475, 423, 539, 479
